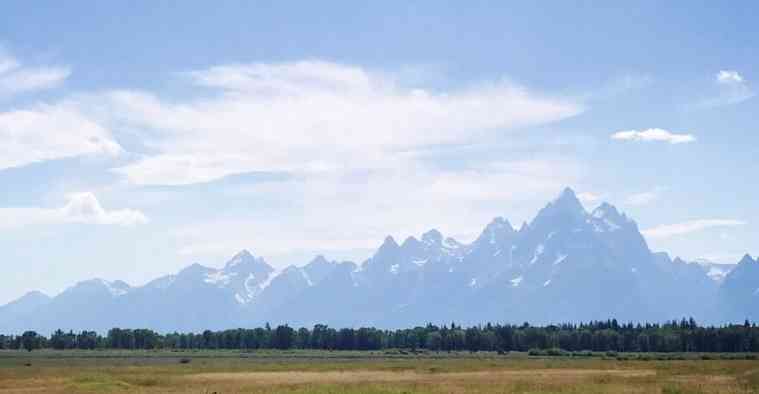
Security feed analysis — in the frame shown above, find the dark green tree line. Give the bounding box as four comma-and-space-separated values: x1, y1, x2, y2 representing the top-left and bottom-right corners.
4, 319, 759, 353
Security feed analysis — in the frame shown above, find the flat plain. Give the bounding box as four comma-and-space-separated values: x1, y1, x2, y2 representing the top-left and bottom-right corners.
1, 350, 758, 393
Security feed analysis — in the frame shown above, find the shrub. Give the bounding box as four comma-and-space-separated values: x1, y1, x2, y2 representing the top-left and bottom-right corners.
527, 348, 544, 356
545, 348, 567, 357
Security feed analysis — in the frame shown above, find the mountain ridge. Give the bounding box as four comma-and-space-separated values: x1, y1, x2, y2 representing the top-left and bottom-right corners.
2, 187, 755, 334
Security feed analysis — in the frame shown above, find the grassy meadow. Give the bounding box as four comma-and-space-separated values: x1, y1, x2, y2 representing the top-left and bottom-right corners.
1, 349, 758, 393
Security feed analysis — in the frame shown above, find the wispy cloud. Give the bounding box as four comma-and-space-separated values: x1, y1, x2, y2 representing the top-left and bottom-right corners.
642, 219, 746, 239
0, 50, 70, 97
587, 73, 653, 101
0, 50, 105, 171
611, 128, 695, 144
698, 70, 754, 108
625, 187, 665, 206
101, 60, 583, 186
0, 193, 148, 229
0, 103, 122, 170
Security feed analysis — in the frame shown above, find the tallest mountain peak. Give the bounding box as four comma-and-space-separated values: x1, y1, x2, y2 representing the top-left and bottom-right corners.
560, 186, 577, 198
550, 186, 585, 212
530, 187, 587, 227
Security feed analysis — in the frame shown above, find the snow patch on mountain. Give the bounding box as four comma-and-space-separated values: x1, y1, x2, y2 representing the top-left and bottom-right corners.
300, 269, 314, 286
100, 280, 130, 297
204, 271, 235, 286
149, 275, 176, 290
258, 269, 280, 292
413, 259, 428, 267
693, 259, 736, 283
530, 244, 545, 265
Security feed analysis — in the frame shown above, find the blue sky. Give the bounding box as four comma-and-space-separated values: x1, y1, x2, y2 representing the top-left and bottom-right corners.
1, 1, 757, 304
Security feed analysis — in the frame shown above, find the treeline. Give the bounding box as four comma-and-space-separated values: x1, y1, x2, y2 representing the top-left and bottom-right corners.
3, 319, 759, 353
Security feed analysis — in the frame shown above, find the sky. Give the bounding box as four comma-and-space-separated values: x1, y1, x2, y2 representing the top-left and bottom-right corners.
1, 1, 757, 304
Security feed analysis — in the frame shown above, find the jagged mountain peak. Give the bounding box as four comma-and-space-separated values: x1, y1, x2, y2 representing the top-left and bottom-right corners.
560, 186, 577, 198
22, 290, 50, 300
383, 235, 398, 245
378, 235, 400, 252
8, 291, 51, 306
592, 202, 623, 219
224, 249, 270, 270
63, 278, 132, 297
486, 216, 513, 231
178, 262, 213, 277
739, 254, 756, 265
421, 229, 443, 245
672, 257, 688, 265
531, 187, 587, 227
306, 255, 331, 267
226, 249, 255, 265
556, 187, 583, 207
401, 236, 422, 249
6, 188, 756, 333
474, 216, 515, 247
303, 255, 339, 284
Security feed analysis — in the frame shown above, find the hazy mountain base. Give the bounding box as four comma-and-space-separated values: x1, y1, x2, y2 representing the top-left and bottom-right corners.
1, 188, 756, 334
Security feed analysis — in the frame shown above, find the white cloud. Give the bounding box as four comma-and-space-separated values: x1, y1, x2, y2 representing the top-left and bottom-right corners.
101, 60, 583, 185
625, 187, 665, 206
0, 192, 148, 229
0, 51, 70, 97
611, 128, 695, 144
642, 219, 746, 240
698, 70, 754, 108
0, 103, 123, 170
717, 70, 744, 84
0, 58, 587, 265
0, 50, 113, 170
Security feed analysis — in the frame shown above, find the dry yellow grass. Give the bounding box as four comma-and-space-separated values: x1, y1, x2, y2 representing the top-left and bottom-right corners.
0, 351, 758, 393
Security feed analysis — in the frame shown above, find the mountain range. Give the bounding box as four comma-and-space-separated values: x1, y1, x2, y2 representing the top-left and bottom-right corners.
2, 188, 756, 334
